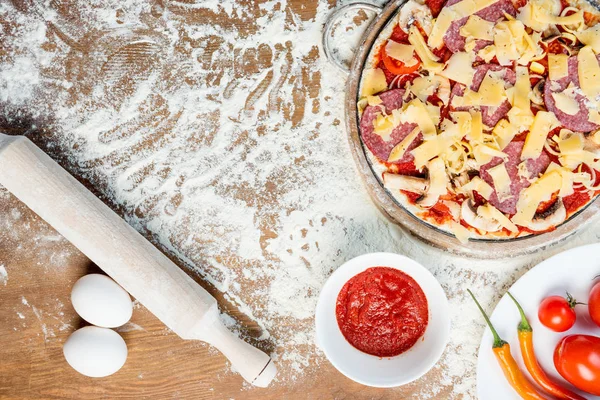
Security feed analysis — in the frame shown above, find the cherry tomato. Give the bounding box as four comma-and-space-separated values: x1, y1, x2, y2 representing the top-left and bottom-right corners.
538, 294, 577, 332
589, 279, 600, 327
554, 335, 600, 396
381, 42, 421, 76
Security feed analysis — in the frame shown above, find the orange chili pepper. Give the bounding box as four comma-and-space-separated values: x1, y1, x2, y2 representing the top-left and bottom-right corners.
507, 292, 587, 400
468, 290, 549, 400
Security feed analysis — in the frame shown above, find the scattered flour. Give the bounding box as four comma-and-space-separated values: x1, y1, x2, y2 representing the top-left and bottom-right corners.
116, 322, 145, 332
0, 264, 7, 285
1, 0, 599, 397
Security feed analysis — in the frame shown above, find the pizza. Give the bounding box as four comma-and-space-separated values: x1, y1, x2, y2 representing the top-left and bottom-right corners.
358, 0, 600, 242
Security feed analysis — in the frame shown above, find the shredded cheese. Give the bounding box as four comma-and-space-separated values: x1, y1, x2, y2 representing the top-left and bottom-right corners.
361, 68, 388, 97
388, 127, 421, 162
578, 46, 600, 106
478, 203, 519, 232
522, 111, 559, 160
399, 98, 438, 139
385, 41, 418, 67
438, 52, 475, 86
507, 66, 534, 130
486, 162, 513, 201
548, 53, 569, 81
512, 170, 563, 226
408, 26, 444, 73
429, 0, 501, 49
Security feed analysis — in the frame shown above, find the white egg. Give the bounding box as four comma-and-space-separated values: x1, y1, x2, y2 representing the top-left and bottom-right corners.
71, 274, 133, 328
63, 326, 128, 377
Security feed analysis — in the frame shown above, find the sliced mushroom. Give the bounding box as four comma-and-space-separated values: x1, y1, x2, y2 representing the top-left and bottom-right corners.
531, 80, 545, 105
397, 0, 433, 36
383, 158, 447, 208
452, 171, 470, 189
383, 173, 428, 193
527, 199, 567, 232
417, 157, 448, 208
460, 200, 502, 233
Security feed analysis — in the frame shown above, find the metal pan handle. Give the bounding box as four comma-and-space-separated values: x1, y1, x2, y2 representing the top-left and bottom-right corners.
322, 2, 383, 74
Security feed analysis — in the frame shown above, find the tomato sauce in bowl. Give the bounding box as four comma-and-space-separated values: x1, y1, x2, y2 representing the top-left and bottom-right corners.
335, 266, 429, 357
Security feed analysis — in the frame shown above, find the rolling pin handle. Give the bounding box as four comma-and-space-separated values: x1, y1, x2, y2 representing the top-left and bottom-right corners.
199, 317, 277, 387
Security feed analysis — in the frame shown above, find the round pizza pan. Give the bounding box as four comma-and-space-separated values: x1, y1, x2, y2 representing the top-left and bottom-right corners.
328, 0, 600, 258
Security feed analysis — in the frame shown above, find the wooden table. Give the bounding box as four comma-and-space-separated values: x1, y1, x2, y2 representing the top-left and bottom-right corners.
0, 0, 446, 397
2, 0, 599, 398
0, 189, 455, 399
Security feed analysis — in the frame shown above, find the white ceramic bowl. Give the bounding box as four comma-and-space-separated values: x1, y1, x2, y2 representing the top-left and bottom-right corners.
315, 252, 450, 387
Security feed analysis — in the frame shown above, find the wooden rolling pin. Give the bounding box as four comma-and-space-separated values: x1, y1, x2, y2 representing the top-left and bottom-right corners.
0, 133, 276, 387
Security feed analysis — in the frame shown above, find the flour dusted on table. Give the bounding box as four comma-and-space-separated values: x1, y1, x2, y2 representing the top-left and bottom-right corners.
0, 264, 7, 286
1, 0, 600, 397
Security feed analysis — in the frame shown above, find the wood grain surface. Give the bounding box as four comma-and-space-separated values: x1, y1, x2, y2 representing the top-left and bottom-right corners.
0, 0, 453, 398
0, 188, 454, 399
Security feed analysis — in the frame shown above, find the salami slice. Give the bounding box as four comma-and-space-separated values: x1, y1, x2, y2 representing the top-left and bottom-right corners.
451, 64, 516, 127
544, 55, 600, 133
443, 0, 516, 53
360, 89, 421, 163
479, 141, 551, 214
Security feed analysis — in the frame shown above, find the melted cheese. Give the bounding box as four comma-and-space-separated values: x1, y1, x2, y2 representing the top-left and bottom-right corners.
408, 26, 444, 73
385, 41, 418, 67
578, 46, 600, 105
548, 53, 569, 81
388, 127, 420, 162
361, 68, 388, 97
522, 111, 559, 160
487, 162, 513, 201
438, 52, 475, 86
